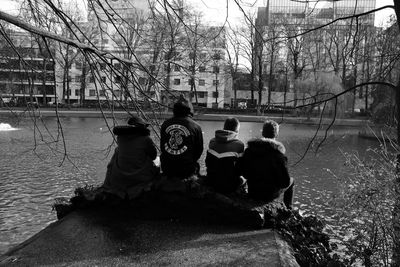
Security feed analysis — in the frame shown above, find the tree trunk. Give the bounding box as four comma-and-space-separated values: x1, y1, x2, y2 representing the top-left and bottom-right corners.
80, 63, 86, 106
392, 2, 400, 265
257, 54, 263, 115
268, 49, 274, 106
42, 58, 47, 105
393, 79, 400, 266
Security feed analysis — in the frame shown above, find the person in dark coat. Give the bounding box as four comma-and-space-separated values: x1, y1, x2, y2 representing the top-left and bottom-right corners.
102, 115, 159, 199
160, 95, 203, 179
205, 117, 245, 194
239, 119, 294, 209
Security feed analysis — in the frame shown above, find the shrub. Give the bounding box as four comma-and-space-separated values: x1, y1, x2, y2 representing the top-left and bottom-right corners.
328, 144, 398, 266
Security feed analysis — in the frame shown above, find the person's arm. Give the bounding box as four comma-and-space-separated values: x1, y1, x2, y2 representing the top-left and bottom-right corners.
146, 137, 158, 160
160, 122, 166, 154
193, 126, 204, 161
277, 154, 291, 189
205, 139, 213, 169
235, 148, 246, 178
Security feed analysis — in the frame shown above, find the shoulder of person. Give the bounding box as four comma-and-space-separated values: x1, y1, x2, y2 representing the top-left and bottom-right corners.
208, 137, 216, 146
113, 125, 149, 136
247, 138, 286, 154
237, 139, 245, 151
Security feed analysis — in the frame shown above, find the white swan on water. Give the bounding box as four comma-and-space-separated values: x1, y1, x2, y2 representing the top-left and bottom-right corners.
0, 123, 18, 131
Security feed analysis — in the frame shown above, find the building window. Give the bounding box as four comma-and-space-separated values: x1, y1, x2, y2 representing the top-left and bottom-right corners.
138, 77, 147, 85
100, 63, 107, 70
114, 63, 121, 70
75, 62, 84, 70
199, 66, 206, 72
212, 80, 219, 86
67, 75, 72, 82
173, 78, 180, 85
75, 89, 80, 96
89, 89, 96, 96
212, 91, 219, 98
174, 65, 180, 72
198, 91, 205, 98
115, 75, 121, 84
199, 79, 205, 86
99, 90, 106, 97
101, 76, 106, 83
188, 78, 194, 85
212, 66, 219, 73
213, 53, 221, 60
88, 75, 95, 83
75, 75, 81, 82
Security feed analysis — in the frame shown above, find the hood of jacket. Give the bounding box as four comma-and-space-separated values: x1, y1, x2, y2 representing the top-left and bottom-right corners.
247, 138, 286, 155
214, 129, 238, 143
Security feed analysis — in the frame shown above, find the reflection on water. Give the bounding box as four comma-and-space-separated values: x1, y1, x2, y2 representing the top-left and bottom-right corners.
0, 117, 378, 254
0, 123, 18, 131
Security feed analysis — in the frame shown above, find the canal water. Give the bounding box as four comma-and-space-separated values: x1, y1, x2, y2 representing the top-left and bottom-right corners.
0, 116, 379, 254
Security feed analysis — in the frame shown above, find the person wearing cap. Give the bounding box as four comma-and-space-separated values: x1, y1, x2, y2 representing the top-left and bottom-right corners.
102, 115, 159, 199
205, 117, 245, 194
160, 95, 203, 179
239, 119, 294, 209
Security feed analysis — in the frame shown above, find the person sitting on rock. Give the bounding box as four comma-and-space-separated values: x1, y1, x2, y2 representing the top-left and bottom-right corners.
205, 117, 245, 194
102, 115, 159, 199
239, 119, 294, 209
160, 95, 203, 180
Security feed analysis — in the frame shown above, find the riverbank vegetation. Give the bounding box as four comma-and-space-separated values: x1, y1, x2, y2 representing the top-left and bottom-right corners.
328, 143, 398, 266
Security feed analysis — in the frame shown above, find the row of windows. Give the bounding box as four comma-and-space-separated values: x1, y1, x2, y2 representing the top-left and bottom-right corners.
66, 89, 109, 97
166, 52, 222, 61
173, 78, 219, 86
73, 62, 125, 71
67, 89, 213, 99
168, 65, 220, 73
69, 74, 221, 87
72, 55, 223, 71
70, 75, 118, 84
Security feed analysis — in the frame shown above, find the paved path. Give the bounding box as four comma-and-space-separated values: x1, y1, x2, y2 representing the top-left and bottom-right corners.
1, 209, 299, 266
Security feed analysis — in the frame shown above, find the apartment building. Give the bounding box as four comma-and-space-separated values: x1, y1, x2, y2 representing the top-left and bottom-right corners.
0, 30, 56, 106
59, 0, 230, 109
254, 0, 376, 111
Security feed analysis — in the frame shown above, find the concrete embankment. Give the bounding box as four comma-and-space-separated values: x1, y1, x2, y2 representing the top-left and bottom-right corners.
0, 209, 298, 266
0, 108, 370, 127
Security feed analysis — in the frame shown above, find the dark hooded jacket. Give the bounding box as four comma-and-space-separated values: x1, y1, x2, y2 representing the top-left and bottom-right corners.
102, 126, 159, 199
205, 130, 244, 194
160, 116, 203, 178
239, 138, 290, 201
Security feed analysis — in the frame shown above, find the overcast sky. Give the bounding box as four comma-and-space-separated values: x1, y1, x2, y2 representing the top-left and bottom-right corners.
0, 0, 396, 27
